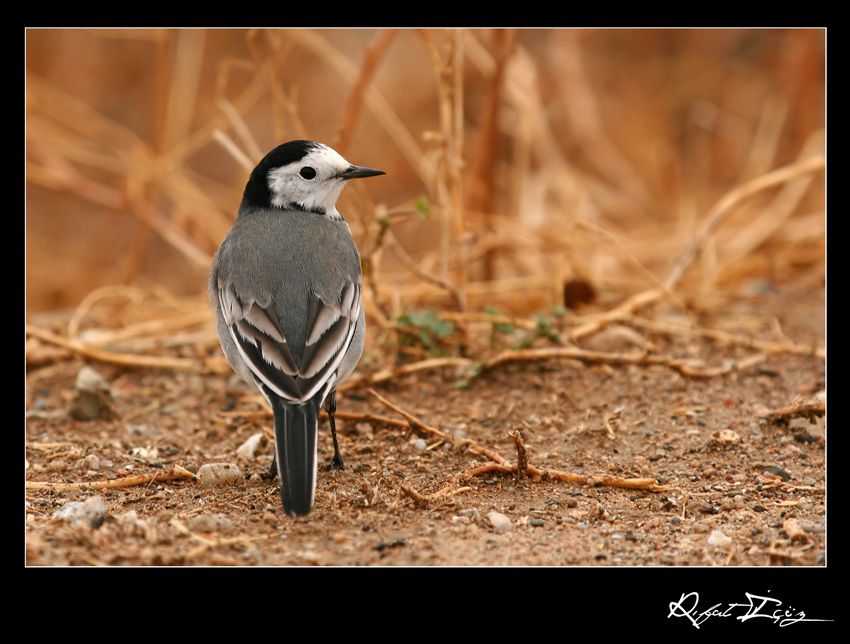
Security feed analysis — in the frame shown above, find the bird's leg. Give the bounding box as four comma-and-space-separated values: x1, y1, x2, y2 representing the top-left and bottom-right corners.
325, 389, 345, 470
261, 454, 278, 481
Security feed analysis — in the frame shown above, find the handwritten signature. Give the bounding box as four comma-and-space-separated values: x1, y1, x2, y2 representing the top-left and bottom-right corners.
668, 591, 833, 628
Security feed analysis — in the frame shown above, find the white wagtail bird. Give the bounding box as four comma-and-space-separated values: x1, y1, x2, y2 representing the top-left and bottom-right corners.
210, 140, 384, 516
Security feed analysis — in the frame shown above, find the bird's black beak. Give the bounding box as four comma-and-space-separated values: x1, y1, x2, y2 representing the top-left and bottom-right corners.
338, 165, 386, 180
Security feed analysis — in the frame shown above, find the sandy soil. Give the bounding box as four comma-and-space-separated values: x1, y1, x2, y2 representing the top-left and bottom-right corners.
25, 289, 825, 566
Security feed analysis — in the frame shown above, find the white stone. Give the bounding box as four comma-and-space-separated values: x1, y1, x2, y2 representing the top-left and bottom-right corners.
197, 463, 243, 487
487, 511, 514, 534
236, 433, 267, 461
707, 529, 732, 547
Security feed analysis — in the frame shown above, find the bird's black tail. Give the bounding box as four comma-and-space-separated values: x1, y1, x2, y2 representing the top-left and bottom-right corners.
271, 397, 319, 516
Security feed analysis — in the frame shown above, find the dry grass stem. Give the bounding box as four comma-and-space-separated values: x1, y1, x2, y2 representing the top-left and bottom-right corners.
26, 465, 196, 492
368, 389, 668, 496
508, 428, 528, 479
26, 324, 205, 372
665, 155, 825, 289
755, 396, 825, 424
334, 29, 398, 155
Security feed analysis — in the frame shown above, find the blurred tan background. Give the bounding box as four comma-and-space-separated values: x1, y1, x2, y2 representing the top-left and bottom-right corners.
26, 29, 824, 317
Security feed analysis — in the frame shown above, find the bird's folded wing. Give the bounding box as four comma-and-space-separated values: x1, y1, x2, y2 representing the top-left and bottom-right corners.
218, 280, 361, 404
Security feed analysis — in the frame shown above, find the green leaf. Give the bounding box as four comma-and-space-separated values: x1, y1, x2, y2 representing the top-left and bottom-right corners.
535, 314, 553, 332
396, 309, 455, 358
514, 338, 535, 350
483, 306, 514, 334
534, 314, 560, 342
413, 196, 431, 220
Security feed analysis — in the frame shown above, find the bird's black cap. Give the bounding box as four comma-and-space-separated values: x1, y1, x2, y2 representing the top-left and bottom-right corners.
241, 140, 319, 209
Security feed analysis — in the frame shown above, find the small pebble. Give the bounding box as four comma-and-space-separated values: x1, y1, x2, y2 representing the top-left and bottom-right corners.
354, 423, 372, 436
410, 438, 427, 451
126, 424, 158, 438
236, 433, 267, 461
487, 511, 514, 534
707, 530, 732, 547
782, 518, 809, 543
762, 466, 791, 481
188, 513, 234, 534
54, 495, 107, 529
46, 459, 68, 473
529, 518, 545, 528
196, 463, 243, 487
794, 433, 818, 444
129, 446, 158, 461
75, 366, 109, 393
70, 367, 114, 421
458, 508, 480, 521
692, 522, 710, 533
798, 519, 824, 534
585, 325, 649, 352
709, 429, 741, 446
373, 537, 406, 551
451, 515, 471, 524
696, 502, 719, 515
84, 454, 100, 470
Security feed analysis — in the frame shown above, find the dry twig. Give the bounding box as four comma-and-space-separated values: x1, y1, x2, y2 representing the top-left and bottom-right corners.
755, 396, 825, 424
507, 428, 528, 479
398, 483, 472, 505
26, 324, 204, 372
627, 316, 825, 359
368, 389, 668, 495
665, 155, 825, 289
26, 465, 196, 492
334, 29, 398, 155
482, 346, 766, 379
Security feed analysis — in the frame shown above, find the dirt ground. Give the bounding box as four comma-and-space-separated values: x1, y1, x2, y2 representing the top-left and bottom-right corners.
25, 287, 825, 566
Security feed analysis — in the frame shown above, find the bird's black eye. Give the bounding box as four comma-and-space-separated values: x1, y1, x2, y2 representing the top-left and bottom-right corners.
299, 166, 317, 180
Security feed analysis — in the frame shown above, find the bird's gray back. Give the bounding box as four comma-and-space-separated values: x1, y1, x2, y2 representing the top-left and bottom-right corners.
211, 207, 362, 363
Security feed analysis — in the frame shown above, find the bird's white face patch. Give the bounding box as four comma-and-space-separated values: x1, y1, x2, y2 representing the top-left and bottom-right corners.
266, 144, 352, 217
